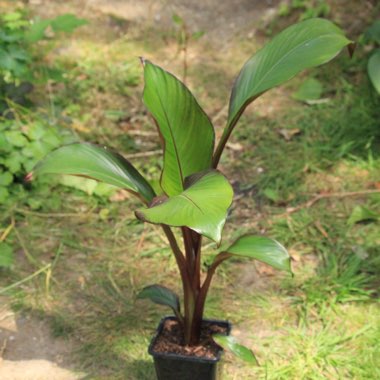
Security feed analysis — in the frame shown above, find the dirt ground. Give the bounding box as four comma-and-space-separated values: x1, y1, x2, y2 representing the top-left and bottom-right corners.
30, 0, 280, 45
86, 0, 280, 43
0, 300, 83, 379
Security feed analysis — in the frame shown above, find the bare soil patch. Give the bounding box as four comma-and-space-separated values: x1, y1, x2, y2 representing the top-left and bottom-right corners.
0, 301, 84, 380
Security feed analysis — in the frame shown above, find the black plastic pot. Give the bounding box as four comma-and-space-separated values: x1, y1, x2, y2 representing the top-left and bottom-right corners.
148, 316, 231, 380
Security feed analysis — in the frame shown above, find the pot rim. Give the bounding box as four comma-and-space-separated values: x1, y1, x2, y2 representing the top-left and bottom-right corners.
148, 316, 232, 364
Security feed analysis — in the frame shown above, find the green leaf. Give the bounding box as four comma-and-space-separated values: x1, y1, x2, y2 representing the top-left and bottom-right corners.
227, 18, 351, 129
0, 48, 19, 72
365, 20, 380, 44
0, 242, 13, 268
2, 12, 22, 23
191, 31, 205, 40
221, 235, 292, 273
50, 14, 88, 33
27, 19, 51, 42
26, 123, 47, 140
59, 176, 98, 195
0, 187, 9, 203
0, 171, 13, 186
292, 77, 323, 102
348, 206, 379, 226
7, 46, 29, 61
59, 176, 115, 198
32, 143, 155, 202
143, 60, 215, 196
368, 50, 380, 94
3, 154, 22, 173
5, 131, 28, 147
263, 188, 281, 202
24, 141, 52, 160
172, 13, 184, 25
213, 335, 258, 364
0, 133, 10, 152
137, 285, 181, 318
136, 171, 233, 243
42, 131, 62, 148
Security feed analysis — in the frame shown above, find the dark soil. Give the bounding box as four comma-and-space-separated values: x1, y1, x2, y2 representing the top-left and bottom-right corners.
152, 318, 228, 360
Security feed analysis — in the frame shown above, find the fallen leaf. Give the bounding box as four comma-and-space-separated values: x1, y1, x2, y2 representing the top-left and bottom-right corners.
226, 141, 244, 151
289, 249, 301, 262
277, 128, 301, 141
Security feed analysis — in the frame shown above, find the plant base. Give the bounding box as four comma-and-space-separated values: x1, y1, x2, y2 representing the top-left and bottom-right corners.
149, 316, 231, 380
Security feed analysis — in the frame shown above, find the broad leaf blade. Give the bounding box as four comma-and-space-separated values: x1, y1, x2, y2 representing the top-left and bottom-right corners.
135, 171, 233, 243
143, 60, 215, 196
213, 335, 258, 365
137, 285, 181, 316
227, 18, 351, 128
368, 49, 380, 94
32, 143, 155, 202
222, 235, 291, 273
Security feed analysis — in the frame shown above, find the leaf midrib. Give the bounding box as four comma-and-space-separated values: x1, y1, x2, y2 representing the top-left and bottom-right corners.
233, 32, 343, 114
178, 193, 204, 213
80, 147, 140, 189
152, 70, 185, 190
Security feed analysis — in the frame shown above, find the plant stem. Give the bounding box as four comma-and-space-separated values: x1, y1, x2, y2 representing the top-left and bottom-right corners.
182, 227, 195, 278
192, 232, 202, 292
162, 225, 224, 346
161, 225, 195, 344
212, 100, 254, 167
193, 252, 232, 328
188, 231, 203, 345
182, 227, 204, 344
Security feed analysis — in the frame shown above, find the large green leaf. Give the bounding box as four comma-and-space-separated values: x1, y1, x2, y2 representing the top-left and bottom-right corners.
227, 18, 351, 129
368, 49, 380, 94
135, 171, 233, 243
31, 143, 155, 202
213, 335, 257, 365
220, 235, 291, 273
137, 284, 182, 320
143, 60, 214, 196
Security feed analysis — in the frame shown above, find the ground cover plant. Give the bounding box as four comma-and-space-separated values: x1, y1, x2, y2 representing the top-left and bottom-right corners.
0, 10, 87, 204
0, 10, 86, 268
29, 17, 352, 366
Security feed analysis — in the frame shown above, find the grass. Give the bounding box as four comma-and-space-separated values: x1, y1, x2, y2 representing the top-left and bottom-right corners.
1, 1, 380, 379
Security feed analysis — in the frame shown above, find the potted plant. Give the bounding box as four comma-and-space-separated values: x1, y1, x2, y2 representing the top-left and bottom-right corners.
28, 18, 351, 379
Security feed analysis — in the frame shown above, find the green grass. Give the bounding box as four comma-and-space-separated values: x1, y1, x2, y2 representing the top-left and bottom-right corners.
228, 65, 380, 204
1, 2, 380, 379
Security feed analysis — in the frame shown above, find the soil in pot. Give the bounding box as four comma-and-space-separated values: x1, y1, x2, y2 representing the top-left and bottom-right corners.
149, 316, 231, 380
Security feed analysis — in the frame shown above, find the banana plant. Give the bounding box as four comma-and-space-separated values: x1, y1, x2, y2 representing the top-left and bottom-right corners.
29, 18, 351, 361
